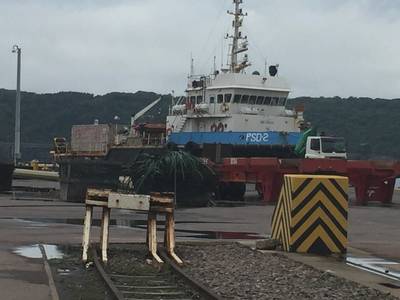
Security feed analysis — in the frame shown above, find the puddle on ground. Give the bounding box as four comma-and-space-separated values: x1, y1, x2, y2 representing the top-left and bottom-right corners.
13, 218, 262, 240
347, 256, 400, 281
175, 229, 264, 240
17, 218, 237, 227
14, 244, 63, 259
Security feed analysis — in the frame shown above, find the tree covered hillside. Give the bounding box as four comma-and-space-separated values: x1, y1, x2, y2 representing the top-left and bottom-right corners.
0, 89, 168, 143
1, 88, 400, 160
0, 89, 171, 160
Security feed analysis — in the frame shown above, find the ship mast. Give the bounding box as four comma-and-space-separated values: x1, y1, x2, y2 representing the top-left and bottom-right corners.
228, 0, 250, 73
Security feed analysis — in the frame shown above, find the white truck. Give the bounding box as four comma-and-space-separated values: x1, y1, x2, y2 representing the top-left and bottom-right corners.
305, 136, 347, 159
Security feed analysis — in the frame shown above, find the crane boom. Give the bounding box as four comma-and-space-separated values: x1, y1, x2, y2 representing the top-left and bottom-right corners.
131, 97, 162, 126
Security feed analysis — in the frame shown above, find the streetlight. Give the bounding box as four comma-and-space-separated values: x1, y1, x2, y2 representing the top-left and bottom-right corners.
12, 45, 21, 165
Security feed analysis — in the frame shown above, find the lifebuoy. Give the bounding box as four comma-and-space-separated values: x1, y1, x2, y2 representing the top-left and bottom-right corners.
217, 122, 224, 132
210, 124, 217, 132
221, 103, 229, 112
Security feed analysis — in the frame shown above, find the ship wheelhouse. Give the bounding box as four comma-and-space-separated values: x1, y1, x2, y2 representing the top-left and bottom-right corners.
168, 71, 302, 135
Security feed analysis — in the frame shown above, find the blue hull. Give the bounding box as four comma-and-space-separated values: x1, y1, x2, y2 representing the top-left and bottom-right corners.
168, 131, 301, 146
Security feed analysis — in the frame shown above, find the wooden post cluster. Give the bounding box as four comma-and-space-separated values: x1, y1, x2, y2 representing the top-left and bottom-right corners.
82, 189, 182, 265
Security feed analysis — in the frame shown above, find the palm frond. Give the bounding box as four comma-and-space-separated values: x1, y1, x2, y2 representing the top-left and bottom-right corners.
122, 150, 216, 201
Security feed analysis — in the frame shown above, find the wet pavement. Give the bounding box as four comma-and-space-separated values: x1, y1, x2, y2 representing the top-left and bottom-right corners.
0, 195, 398, 258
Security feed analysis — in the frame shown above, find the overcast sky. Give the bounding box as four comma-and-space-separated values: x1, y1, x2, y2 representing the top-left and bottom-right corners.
1, 0, 400, 98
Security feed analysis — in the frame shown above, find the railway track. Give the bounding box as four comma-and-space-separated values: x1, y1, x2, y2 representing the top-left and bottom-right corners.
92, 248, 223, 300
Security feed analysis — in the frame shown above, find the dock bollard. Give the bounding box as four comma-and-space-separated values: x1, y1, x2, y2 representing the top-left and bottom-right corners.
271, 175, 349, 255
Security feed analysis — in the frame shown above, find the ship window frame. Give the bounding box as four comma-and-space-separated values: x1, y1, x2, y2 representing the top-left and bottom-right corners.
233, 94, 242, 103
264, 96, 272, 105
190, 96, 196, 105
271, 97, 279, 106
210, 96, 215, 104
241, 95, 249, 104
225, 94, 232, 103
256, 96, 264, 105
217, 94, 224, 104
197, 95, 203, 104
278, 97, 286, 106
249, 95, 257, 105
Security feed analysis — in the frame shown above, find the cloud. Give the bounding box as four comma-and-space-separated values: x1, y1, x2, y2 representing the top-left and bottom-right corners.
1, 0, 400, 98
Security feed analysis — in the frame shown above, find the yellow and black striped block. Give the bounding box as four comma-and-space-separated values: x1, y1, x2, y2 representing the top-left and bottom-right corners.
271, 175, 348, 255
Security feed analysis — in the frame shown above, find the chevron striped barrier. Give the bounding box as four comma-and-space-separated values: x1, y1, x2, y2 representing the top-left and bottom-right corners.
271, 175, 348, 255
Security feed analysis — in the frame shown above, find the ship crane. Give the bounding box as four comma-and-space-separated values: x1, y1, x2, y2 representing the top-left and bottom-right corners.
130, 97, 162, 126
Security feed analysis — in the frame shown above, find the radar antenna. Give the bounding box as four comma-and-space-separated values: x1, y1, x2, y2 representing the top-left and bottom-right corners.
227, 0, 250, 73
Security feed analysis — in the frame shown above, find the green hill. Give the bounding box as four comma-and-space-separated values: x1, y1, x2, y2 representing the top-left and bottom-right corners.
1, 89, 399, 160
288, 97, 400, 159
0, 89, 169, 160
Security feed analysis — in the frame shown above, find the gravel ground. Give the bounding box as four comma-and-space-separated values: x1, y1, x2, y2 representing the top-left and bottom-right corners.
177, 243, 398, 300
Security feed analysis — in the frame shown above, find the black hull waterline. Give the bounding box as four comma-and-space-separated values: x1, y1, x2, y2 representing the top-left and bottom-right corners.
0, 163, 14, 191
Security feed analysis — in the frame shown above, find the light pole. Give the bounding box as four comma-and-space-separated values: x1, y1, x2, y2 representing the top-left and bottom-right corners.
113, 116, 120, 144
12, 45, 21, 165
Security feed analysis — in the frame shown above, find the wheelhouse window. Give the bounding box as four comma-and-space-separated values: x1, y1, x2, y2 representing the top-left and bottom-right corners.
264, 97, 272, 105
271, 97, 279, 106
190, 96, 196, 105
241, 95, 249, 104
256, 96, 264, 105
210, 96, 215, 104
225, 94, 232, 103
217, 94, 224, 104
249, 95, 257, 105
233, 94, 242, 103
278, 97, 286, 106
197, 96, 203, 104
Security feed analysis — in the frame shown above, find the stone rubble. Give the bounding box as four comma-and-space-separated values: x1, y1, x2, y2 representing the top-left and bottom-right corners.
178, 243, 398, 300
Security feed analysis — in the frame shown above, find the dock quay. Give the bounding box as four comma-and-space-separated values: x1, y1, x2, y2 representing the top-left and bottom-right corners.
0, 178, 399, 299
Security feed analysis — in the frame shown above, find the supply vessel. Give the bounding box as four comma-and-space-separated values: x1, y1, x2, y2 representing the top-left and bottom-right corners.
167, 0, 305, 161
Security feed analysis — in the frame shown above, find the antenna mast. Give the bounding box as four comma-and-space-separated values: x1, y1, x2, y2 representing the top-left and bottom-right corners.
190, 53, 194, 77
227, 0, 250, 73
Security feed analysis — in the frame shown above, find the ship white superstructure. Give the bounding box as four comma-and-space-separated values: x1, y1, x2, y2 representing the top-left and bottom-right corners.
167, 0, 304, 147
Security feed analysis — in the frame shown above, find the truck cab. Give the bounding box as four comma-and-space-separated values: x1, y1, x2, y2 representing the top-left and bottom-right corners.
305, 136, 347, 159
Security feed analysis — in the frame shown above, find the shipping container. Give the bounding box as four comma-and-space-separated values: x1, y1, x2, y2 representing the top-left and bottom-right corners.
71, 124, 116, 155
